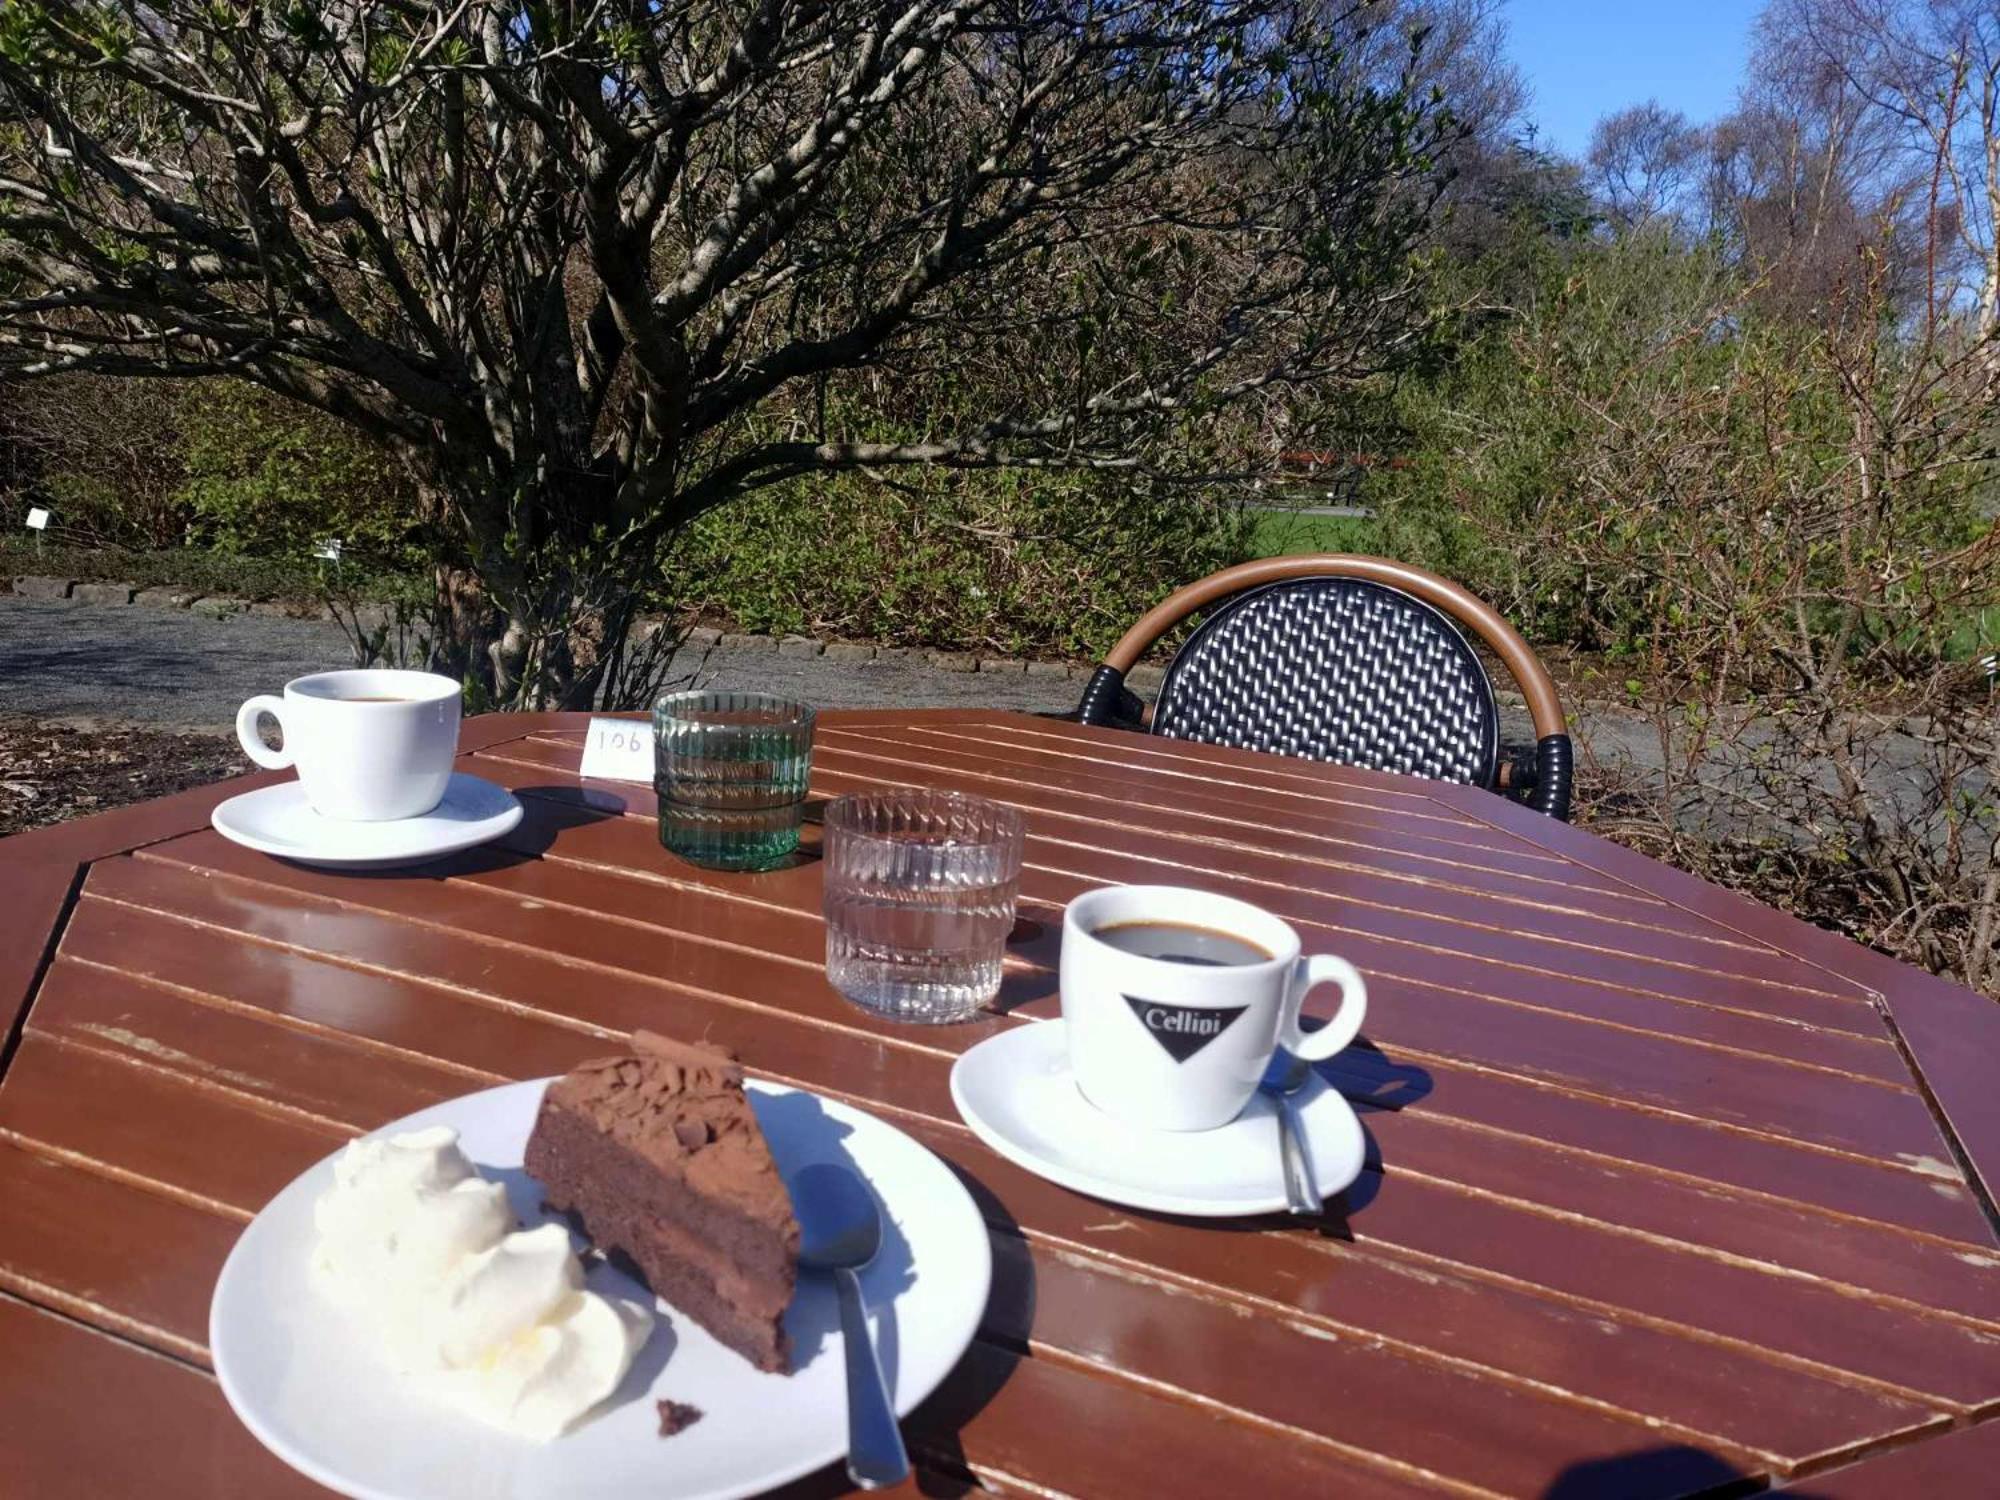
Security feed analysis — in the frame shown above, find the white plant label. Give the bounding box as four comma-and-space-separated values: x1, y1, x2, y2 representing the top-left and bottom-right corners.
314, 538, 343, 561
578, 716, 654, 783
25, 507, 49, 530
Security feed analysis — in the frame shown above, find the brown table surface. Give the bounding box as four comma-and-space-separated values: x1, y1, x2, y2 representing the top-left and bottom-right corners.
2, 709, 1997, 1499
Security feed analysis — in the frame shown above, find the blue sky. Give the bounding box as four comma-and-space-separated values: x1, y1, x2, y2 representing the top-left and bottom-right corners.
1503, 1, 1759, 159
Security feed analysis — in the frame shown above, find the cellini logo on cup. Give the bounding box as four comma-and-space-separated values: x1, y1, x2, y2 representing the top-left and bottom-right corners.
1121, 997, 1249, 1063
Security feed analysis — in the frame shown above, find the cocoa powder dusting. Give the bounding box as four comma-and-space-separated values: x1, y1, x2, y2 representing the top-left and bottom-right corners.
538, 1032, 789, 1221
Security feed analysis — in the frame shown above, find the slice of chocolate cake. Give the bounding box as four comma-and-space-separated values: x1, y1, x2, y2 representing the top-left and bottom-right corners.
524, 1032, 799, 1373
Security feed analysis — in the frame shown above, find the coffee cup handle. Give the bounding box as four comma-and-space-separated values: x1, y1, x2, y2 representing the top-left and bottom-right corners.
235, 695, 294, 770
1281, 954, 1368, 1063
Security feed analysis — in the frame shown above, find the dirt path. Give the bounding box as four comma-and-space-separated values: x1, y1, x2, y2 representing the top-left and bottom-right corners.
0, 716, 248, 837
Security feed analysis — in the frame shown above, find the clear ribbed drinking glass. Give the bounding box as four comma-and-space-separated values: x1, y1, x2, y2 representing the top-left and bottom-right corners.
823, 790, 1026, 1023
654, 691, 815, 870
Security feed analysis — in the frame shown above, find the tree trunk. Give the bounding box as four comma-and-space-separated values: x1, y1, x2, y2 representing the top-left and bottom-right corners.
433, 554, 662, 712
433, 564, 509, 705
417, 453, 673, 712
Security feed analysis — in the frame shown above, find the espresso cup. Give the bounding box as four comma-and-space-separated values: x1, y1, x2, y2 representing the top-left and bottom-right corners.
1060, 884, 1367, 1132
235, 670, 461, 822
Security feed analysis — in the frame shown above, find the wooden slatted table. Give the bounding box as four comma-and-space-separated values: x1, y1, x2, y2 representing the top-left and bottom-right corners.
2, 709, 1997, 1499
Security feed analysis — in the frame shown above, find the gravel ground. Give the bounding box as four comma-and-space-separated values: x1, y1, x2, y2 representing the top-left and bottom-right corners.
0, 597, 1077, 728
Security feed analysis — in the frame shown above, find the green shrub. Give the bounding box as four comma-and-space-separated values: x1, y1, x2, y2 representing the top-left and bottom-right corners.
677, 467, 1252, 659
11, 380, 1258, 658
176, 384, 421, 565
1358, 232, 1996, 655
0, 376, 196, 549
3, 376, 421, 569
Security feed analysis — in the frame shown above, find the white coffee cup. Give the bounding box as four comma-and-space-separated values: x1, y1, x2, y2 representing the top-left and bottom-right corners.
1060, 884, 1368, 1132
235, 669, 462, 822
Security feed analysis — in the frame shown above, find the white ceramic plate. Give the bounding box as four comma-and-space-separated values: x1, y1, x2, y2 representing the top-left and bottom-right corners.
210, 772, 524, 869
212, 1079, 992, 1500
950, 1019, 1367, 1216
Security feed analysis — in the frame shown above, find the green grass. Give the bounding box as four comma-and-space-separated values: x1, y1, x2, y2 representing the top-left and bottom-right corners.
1245, 510, 1381, 559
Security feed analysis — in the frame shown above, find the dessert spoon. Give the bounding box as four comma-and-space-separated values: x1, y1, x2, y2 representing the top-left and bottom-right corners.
792, 1163, 910, 1490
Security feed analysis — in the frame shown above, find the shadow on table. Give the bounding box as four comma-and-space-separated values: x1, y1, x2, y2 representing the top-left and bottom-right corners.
787, 798, 831, 867
907, 1156, 1032, 1498
990, 968, 1059, 1016
1246, 1028, 1433, 1242
1542, 1444, 1829, 1498
981, 907, 1063, 1016
492, 784, 622, 861
510, 782, 629, 823
280, 782, 620, 880
1317, 1035, 1434, 1110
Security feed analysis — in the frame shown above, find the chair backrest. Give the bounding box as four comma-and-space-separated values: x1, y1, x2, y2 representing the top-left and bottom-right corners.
1075, 554, 1573, 818
1151, 576, 1500, 785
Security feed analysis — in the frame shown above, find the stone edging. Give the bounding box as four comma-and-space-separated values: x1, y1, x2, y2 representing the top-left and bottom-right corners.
9, 574, 324, 620
7, 574, 1156, 691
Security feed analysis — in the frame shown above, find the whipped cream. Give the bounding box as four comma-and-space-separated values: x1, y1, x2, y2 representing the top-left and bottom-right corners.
313, 1125, 653, 1441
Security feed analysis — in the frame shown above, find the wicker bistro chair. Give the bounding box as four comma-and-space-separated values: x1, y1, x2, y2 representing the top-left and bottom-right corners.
1075, 555, 1574, 820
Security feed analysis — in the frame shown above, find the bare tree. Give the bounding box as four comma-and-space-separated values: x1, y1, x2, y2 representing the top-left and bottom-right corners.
1760, 0, 2000, 336
1674, 8, 1944, 322
1341, 0, 1524, 146
1587, 101, 1704, 230
0, 0, 1446, 705
1420, 120, 2000, 992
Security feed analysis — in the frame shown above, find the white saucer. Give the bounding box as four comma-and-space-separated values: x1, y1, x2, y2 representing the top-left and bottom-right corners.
949, 1019, 1367, 1217
211, 773, 525, 869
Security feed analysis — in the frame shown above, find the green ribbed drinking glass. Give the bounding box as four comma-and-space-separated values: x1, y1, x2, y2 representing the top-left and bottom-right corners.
653, 691, 816, 870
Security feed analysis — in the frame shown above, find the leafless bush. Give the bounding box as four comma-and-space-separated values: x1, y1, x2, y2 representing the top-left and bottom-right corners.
1508, 242, 1999, 994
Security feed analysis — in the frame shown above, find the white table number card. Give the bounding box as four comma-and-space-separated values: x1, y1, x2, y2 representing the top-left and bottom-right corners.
579, 716, 655, 784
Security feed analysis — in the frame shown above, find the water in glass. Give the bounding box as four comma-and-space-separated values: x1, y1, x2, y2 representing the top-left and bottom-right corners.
654, 691, 815, 871
823, 791, 1025, 1023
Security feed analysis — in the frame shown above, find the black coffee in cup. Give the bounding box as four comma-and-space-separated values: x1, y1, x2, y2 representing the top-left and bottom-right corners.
1091, 920, 1274, 968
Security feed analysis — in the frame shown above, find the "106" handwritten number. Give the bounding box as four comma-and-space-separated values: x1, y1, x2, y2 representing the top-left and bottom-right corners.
578, 717, 656, 784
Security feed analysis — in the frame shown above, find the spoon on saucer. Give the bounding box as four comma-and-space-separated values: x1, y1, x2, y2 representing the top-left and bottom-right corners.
1260, 1052, 1322, 1215
792, 1163, 910, 1490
